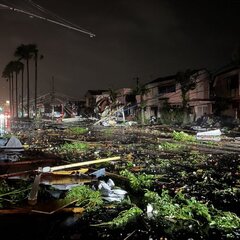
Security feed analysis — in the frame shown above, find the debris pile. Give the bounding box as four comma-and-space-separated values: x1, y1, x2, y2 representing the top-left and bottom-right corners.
0, 123, 239, 239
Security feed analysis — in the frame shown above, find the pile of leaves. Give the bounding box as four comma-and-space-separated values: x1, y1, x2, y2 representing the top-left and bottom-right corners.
120, 170, 155, 191
172, 130, 196, 142
144, 190, 240, 236
159, 142, 184, 151
0, 180, 31, 208
65, 185, 103, 211
68, 127, 88, 135
91, 206, 143, 229
59, 141, 89, 154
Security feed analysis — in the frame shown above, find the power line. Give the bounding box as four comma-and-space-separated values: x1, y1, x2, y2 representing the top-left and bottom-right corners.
26, 0, 91, 34
0, 2, 96, 37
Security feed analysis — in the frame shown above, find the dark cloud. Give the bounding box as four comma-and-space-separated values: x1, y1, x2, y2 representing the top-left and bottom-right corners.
0, 0, 239, 102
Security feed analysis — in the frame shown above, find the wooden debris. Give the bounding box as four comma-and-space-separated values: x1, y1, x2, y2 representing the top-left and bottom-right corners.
28, 173, 42, 205
42, 156, 121, 172
52, 168, 89, 175
31, 199, 79, 215
0, 205, 84, 215
40, 173, 96, 185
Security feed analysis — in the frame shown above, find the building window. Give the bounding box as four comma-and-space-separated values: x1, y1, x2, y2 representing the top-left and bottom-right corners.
158, 84, 176, 94
227, 75, 238, 90
232, 102, 239, 109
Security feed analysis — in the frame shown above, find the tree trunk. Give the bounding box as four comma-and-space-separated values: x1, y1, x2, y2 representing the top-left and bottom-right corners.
140, 95, 145, 125
34, 53, 38, 117
26, 59, 30, 118
8, 79, 12, 118
141, 107, 145, 125
182, 92, 189, 125
21, 66, 24, 118
11, 74, 14, 118
15, 72, 18, 118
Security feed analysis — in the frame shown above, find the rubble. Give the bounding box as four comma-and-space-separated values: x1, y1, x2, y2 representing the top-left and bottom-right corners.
0, 122, 239, 240
98, 179, 128, 202
0, 136, 24, 161
196, 128, 222, 141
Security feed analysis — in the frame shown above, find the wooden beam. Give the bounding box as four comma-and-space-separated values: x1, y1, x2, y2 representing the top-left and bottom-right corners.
43, 156, 121, 172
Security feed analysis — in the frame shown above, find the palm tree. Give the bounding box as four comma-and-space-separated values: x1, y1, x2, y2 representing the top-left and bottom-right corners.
2, 67, 11, 115
133, 77, 149, 124
14, 44, 35, 118
176, 69, 198, 124
20, 63, 24, 118
108, 88, 118, 103
33, 46, 43, 117
2, 61, 15, 118
11, 61, 24, 118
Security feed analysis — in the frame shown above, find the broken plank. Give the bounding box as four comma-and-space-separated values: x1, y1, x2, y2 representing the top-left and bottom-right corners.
0, 170, 34, 179
43, 156, 121, 172
31, 199, 79, 215
40, 173, 96, 185
51, 168, 89, 175
0, 206, 84, 215
28, 173, 42, 205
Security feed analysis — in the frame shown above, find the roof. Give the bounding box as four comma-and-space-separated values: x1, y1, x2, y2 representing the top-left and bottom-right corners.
147, 74, 176, 84
146, 69, 205, 85
213, 64, 240, 77
86, 90, 108, 95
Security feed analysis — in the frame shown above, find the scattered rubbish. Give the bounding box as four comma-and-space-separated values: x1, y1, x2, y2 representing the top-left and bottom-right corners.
98, 180, 112, 196
0, 122, 239, 240
102, 119, 117, 127
196, 129, 222, 141
89, 168, 105, 178
107, 178, 115, 188
46, 189, 62, 199
111, 189, 127, 196
191, 126, 207, 131
149, 116, 157, 125
98, 179, 128, 202
0, 136, 24, 161
0, 136, 24, 151
234, 137, 240, 142
125, 121, 138, 126
146, 203, 154, 219
62, 116, 87, 123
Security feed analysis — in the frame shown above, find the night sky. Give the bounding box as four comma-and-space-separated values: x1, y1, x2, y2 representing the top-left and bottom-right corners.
0, 0, 240, 101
